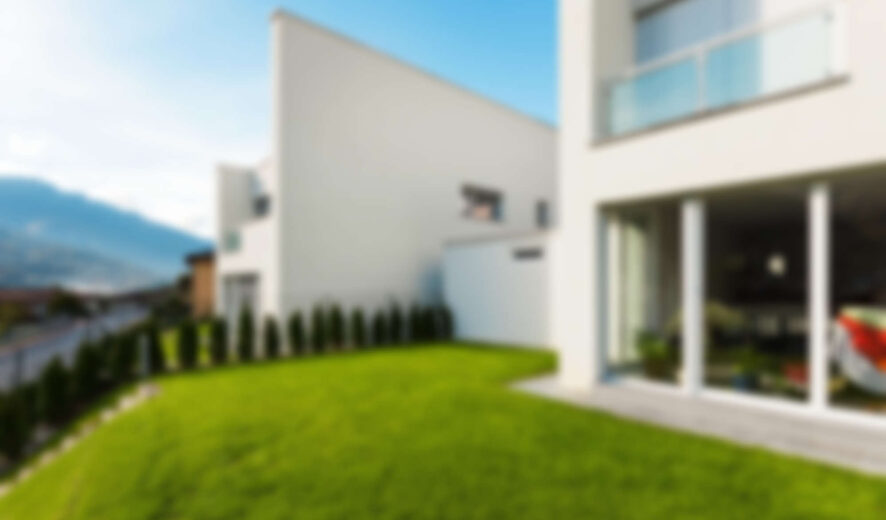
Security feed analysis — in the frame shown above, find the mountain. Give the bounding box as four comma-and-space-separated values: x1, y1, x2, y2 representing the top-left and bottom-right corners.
0, 177, 210, 279
0, 227, 163, 292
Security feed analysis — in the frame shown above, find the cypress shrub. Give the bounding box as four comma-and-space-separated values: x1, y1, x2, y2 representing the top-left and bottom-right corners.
178, 319, 199, 370
408, 303, 423, 342
329, 304, 345, 349
263, 316, 281, 359
98, 334, 115, 384
146, 321, 165, 375
237, 306, 255, 362
371, 309, 389, 346
38, 357, 70, 426
0, 391, 31, 460
350, 308, 367, 348
109, 332, 136, 383
438, 305, 454, 340
72, 341, 101, 403
421, 306, 438, 341
210, 317, 228, 365
310, 305, 327, 353
388, 302, 404, 344
287, 311, 305, 356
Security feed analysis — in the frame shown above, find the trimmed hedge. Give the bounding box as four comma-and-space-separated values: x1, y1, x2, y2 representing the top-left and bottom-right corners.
329, 304, 344, 349
263, 316, 281, 359
310, 305, 327, 353
178, 319, 199, 370
38, 357, 70, 426
146, 321, 165, 375
210, 317, 228, 365
287, 311, 305, 356
71, 342, 101, 403
388, 302, 404, 344
0, 390, 31, 460
237, 306, 255, 362
408, 304, 423, 342
350, 308, 367, 348
372, 309, 389, 346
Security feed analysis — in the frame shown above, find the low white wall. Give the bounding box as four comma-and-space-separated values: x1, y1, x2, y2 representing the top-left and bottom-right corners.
443, 233, 551, 348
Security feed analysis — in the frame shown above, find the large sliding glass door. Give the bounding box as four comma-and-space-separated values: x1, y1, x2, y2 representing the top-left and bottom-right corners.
703, 187, 808, 401
601, 172, 886, 423
605, 200, 682, 385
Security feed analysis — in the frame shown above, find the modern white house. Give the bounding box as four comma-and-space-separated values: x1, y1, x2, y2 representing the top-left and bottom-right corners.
554, 0, 886, 431
216, 11, 555, 338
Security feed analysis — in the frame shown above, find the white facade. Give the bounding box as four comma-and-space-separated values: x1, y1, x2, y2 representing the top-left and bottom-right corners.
217, 11, 555, 330
556, 0, 886, 427
443, 233, 551, 348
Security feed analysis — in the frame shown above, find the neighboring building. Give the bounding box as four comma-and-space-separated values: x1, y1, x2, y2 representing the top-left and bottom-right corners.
185, 250, 215, 319
216, 11, 555, 331
556, 0, 886, 426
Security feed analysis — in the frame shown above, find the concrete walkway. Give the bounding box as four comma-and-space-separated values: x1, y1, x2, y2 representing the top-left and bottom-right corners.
514, 375, 886, 476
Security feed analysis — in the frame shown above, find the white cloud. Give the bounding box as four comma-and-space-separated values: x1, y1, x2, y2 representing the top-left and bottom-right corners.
0, 0, 268, 239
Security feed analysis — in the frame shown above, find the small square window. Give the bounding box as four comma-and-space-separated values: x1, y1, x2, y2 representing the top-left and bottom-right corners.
536, 200, 549, 229
462, 185, 502, 222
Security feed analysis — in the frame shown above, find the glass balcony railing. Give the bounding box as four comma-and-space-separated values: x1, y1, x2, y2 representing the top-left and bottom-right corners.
604, 5, 841, 138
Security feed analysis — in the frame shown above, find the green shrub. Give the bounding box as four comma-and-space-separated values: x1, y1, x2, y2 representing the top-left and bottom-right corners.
146, 321, 165, 375
438, 305, 454, 340
38, 357, 71, 426
109, 332, 137, 383
372, 309, 389, 346
178, 320, 199, 370
350, 308, 367, 348
388, 302, 404, 344
287, 311, 305, 356
421, 306, 438, 341
237, 306, 255, 362
72, 342, 101, 403
310, 305, 327, 353
210, 317, 228, 365
329, 304, 344, 349
408, 303, 423, 342
0, 391, 31, 460
263, 316, 281, 359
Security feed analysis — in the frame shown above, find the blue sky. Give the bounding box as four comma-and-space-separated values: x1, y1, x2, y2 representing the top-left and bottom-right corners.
0, 0, 556, 238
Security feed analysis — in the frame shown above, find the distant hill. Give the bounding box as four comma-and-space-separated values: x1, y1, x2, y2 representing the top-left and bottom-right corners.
0, 177, 210, 279
0, 227, 163, 292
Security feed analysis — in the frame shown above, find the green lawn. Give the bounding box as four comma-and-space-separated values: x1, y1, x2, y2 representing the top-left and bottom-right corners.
160, 321, 212, 369
1, 345, 885, 519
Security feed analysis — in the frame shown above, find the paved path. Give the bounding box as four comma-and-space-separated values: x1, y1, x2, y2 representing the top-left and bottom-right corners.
0, 306, 147, 391
515, 375, 886, 476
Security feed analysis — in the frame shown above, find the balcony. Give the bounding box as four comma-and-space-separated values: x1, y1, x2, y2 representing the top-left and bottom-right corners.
602, 4, 844, 139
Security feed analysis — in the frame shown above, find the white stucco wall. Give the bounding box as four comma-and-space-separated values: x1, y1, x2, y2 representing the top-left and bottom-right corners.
556, 0, 886, 390
443, 233, 551, 348
269, 12, 556, 318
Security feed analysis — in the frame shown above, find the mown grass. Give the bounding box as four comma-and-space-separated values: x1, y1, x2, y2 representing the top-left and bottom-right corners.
0, 344, 884, 519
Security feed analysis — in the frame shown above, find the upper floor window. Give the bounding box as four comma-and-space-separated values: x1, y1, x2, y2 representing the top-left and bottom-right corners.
636, 0, 759, 64
462, 185, 502, 222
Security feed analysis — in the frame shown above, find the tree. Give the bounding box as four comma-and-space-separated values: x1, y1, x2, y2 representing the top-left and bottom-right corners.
421, 306, 438, 341
237, 306, 255, 362
388, 302, 404, 344
408, 303, 423, 342
372, 309, 389, 346
263, 316, 280, 359
350, 308, 367, 348
210, 317, 228, 365
38, 357, 70, 425
438, 305, 454, 340
109, 332, 136, 383
72, 342, 101, 403
178, 319, 199, 370
287, 311, 305, 356
310, 305, 327, 353
48, 290, 89, 318
329, 304, 344, 349
146, 321, 165, 375
0, 391, 31, 460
